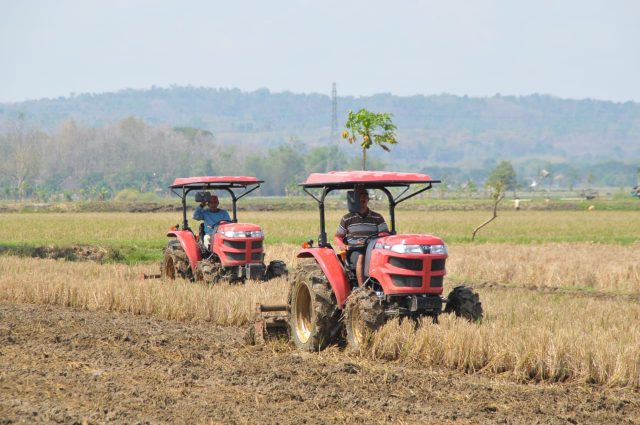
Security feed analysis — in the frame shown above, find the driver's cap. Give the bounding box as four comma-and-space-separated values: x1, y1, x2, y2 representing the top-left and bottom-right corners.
355, 187, 370, 198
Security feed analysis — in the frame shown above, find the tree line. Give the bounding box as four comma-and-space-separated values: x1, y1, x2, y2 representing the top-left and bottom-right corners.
2, 86, 640, 164
1, 116, 637, 201
0, 117, 364, 200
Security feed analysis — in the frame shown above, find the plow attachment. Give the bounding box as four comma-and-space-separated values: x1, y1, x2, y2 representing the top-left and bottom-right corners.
249, 303, 290, 344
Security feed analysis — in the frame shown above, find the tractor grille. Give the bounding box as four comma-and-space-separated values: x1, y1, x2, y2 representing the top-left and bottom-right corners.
223, 240, 246, 250
251, 240, 263, 249
430, 276, 443, 287
389, 257, 423, 271
431, 259, 445, 271
251, 252, 262, 261
391, 274, 423, 287
226, 252, 246, 261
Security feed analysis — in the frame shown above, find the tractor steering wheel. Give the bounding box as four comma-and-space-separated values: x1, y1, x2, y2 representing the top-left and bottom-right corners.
345, 233, 380, 250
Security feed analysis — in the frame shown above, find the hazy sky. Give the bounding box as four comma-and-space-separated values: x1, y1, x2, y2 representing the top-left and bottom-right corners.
1, 0, 639, 103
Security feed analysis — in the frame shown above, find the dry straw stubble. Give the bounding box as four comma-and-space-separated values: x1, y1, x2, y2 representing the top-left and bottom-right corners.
2, 240, 640, 387
2, 208, 640, 388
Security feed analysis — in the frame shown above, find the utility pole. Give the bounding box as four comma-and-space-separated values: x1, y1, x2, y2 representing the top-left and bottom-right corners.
331, 82, 338, 142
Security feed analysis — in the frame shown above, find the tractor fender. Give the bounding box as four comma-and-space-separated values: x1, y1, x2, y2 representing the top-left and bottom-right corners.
167, 230, 201, 273
297, 247, 350, 308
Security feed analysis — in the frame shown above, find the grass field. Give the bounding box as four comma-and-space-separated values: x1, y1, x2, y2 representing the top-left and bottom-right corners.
1, 209, 639, 387
1, 209, 638, 262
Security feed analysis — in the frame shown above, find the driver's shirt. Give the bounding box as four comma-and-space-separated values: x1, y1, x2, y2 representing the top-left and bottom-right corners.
192, 207, 231, 235
336, 209, 388, 245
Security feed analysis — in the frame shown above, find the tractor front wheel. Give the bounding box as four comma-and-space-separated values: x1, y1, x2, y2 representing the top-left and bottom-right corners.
288, 260, 340, 351
195, 259, 223, 283
265, 260, 288, 280
444, 285, 483, 321
344, 287, 385, 353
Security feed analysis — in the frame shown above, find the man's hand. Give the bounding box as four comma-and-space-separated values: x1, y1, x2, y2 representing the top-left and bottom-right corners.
333, 235, 347, 252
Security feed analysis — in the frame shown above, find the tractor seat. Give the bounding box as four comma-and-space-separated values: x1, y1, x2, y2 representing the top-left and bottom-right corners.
362, 237, 378, 279
198, 222, 209, 253
344, 237, 377, 276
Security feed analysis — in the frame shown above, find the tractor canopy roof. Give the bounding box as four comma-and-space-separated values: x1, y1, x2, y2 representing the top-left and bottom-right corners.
169, 176, 263, 190
300, 171, 439, 189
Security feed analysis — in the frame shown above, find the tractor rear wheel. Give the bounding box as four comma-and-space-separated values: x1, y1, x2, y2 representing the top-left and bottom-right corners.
444, 285, 483, 321
161, 250, 176, 279
160, 242, 192, 280
288, 260, 340, 351
344, 287, 385, 352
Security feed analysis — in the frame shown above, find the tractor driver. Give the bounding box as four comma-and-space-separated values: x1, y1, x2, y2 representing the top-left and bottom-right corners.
192, 194, 231, 248
334, 187, 389, 286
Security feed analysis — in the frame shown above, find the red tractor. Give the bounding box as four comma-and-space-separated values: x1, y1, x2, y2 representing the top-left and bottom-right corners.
161, 176, 287, 283
277, 171, 482, 351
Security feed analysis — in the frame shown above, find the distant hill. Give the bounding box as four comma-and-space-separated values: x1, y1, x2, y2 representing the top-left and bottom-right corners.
1, 86, 639, 198
1, 86, 639, 165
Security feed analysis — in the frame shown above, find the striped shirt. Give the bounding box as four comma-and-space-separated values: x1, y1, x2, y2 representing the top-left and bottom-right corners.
336, 209, 389, 245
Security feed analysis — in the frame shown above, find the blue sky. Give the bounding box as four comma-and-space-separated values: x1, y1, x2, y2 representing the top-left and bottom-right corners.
1, 0, 639, 103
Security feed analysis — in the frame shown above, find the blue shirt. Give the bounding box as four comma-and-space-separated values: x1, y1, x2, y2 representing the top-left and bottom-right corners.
192, 206, 231, 235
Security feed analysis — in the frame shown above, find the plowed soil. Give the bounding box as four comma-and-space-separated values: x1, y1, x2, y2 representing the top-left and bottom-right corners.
1, 302, 639, 424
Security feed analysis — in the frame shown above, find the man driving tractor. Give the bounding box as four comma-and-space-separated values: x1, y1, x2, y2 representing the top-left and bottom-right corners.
192, 193, 231, 248
334, 187, 389, 286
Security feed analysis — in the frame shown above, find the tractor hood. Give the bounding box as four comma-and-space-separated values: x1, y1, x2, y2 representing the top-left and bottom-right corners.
376, 234, 445, 247
216, 222, 263, 238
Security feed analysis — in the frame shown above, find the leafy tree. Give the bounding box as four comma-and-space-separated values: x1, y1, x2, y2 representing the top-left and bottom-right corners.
464, 179, 478, 198
342, 109, 397, 170
437, 180, 449, 199
2, 119, 44, 201
346, 155, 385, 172
472, 163, 515, 241
172, 126, 213, 139
303, 145, 347, 174
246, 143, 305, 195
472, 180, 505, 241
487, 161, 517, 197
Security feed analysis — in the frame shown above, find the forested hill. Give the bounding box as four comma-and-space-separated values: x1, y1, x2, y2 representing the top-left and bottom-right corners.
2, 86, 640, 162
1, 87, 639, 199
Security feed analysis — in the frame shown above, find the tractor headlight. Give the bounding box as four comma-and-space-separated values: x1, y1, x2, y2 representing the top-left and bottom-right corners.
222, 231, 245, 238
374, 243, 448, 255
389, 244, 423, 254
426, 244, 448, 255
220, 230, 263, 238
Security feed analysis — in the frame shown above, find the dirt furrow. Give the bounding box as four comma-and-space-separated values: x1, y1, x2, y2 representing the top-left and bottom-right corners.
1, 302, 639, 424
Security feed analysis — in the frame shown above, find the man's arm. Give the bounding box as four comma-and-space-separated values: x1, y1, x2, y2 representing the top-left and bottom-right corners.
333, 234, 347, 251
371, 211, 389, 234
378, 220, 389, 234
334, 217, 347, 251
192, 205, 205, 220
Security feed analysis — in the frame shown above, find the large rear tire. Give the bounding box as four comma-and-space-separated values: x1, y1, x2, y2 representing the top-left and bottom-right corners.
160, 242, 192, 280
444, 285, 483, 321
161, 250, 176, 279
288, 260, 340, 351
344, 287, 385, 352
